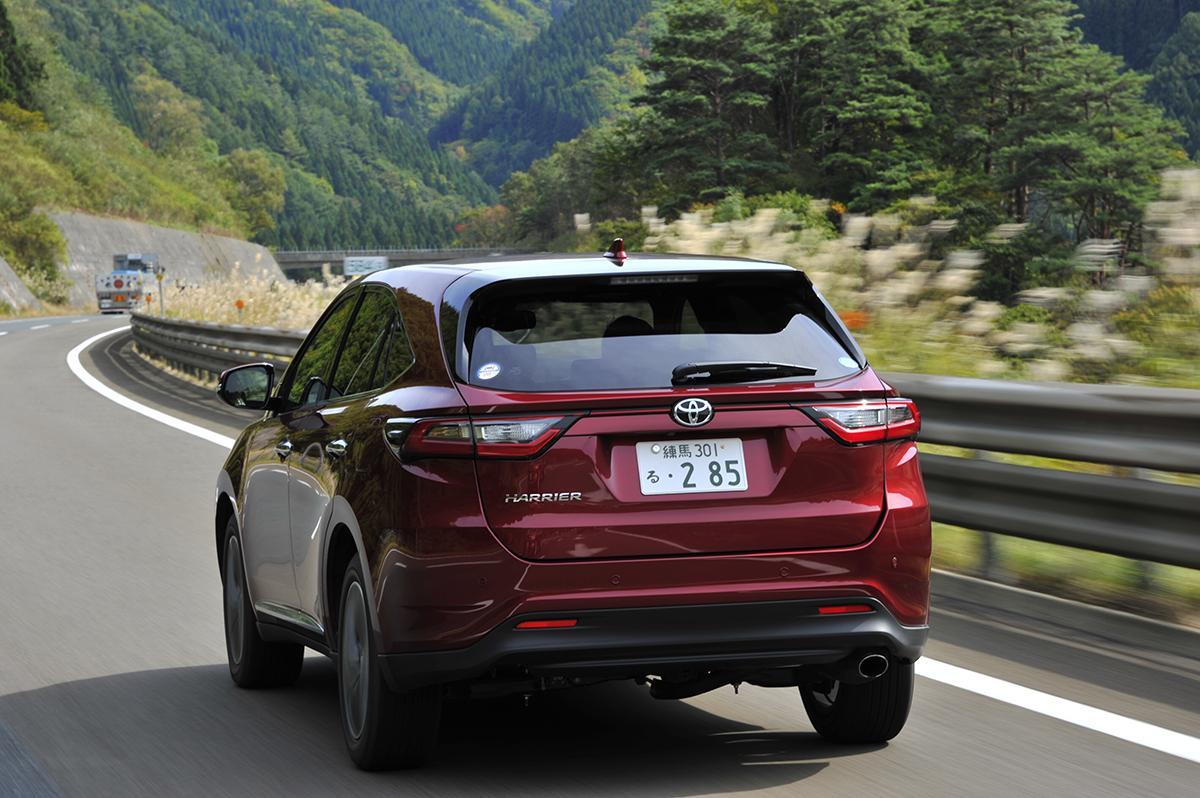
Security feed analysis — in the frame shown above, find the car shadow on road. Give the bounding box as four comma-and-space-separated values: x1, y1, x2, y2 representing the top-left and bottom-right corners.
0, 658, 884, 796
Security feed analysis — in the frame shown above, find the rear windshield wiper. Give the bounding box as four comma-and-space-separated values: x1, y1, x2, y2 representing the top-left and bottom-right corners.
671, 361, 818, 386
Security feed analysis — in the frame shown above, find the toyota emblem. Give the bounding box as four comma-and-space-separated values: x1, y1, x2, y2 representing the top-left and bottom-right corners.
672, 398, 714, 427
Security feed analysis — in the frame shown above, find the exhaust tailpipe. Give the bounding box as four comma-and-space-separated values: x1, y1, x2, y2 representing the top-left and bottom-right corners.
857, 653, 889, 680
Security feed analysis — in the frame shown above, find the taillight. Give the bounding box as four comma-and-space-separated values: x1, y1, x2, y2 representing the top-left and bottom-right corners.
398, 415, 577, 459
801, 398, 920, 445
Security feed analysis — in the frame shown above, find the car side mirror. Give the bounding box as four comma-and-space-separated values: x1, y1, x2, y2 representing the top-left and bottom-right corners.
217, 363, 276, 411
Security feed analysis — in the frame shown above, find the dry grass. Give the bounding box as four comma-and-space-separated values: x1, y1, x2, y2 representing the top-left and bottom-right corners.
0, 302, 92, 320
161, 270, 347, 331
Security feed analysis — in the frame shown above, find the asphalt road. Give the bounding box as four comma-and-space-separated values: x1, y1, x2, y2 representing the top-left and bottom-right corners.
1, 316, 1198, 797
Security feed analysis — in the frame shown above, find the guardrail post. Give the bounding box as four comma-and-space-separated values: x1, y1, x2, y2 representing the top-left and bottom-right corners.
973, 450, 1004, 582
1121, 466, 1157, 594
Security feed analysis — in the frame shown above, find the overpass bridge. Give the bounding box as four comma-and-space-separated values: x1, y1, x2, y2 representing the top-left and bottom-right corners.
273, 247, 526, 277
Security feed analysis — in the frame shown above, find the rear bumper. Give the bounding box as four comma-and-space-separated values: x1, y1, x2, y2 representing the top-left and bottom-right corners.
380, 597, 927, 690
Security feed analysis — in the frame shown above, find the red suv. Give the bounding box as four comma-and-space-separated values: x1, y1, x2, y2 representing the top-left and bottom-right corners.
214, 249, 931, 770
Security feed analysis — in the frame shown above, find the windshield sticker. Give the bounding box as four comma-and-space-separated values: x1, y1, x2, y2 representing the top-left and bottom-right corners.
476, 362, 502, 381
838, 357, 858, 368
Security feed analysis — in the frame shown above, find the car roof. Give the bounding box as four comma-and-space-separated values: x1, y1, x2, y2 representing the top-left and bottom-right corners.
363, 252, 796, 291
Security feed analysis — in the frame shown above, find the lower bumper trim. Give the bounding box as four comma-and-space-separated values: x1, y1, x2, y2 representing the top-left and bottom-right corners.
380, 597, 928, 690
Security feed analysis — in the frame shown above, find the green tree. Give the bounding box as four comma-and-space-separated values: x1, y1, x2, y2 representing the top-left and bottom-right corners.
638, 0, 778, 208
924, 0, 1180, 241
131, 69, 209, 154
770, 0, 836, 163
811, 0, 933, 208
0, 0, 44, 109
1007, 43, 1182, 240
223, 149, 286, 237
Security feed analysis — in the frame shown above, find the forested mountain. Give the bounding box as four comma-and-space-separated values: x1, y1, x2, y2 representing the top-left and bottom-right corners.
28, 0, 496, 250
330, 0, 568, 85
1075, 0, 1200, 71
432, 0, 659, 186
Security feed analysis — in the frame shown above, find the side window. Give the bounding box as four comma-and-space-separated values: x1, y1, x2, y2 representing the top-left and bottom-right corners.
377, 305, 415, 388
332, 290, 392, 398
285, 293, 356, 408
331, 289, 416, 398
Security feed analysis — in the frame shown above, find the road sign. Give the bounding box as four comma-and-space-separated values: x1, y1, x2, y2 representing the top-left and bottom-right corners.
343, 256, 389, 276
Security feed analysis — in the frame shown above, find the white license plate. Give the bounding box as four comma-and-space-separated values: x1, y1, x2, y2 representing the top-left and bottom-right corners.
635, 438, 748, 496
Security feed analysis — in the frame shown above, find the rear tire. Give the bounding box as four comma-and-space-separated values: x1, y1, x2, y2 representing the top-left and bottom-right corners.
337, 557, 442, 770
800, 657, 914, 743
221, 516, 304, 688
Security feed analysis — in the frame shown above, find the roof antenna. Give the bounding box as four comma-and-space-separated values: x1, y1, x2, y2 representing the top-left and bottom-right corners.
604, 237, 627, 264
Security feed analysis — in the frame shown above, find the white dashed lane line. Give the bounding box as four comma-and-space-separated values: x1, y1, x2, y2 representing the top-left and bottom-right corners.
65, 325, 1200, 767
29, 324, 50, 330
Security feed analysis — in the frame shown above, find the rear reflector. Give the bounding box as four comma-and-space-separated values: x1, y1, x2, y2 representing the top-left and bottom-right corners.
800, 398, 920, 444
817, 604, 874, 615
515, 619, 577, 630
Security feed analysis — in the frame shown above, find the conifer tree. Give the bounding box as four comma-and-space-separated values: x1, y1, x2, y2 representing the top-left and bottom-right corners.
813, 0, 932, 208
638, 0, 778, 207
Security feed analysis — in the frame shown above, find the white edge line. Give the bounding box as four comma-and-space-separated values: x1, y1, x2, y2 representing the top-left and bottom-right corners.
917, 658, 1200, 764
67, 326, 235, 450
66, 326, 1200, 766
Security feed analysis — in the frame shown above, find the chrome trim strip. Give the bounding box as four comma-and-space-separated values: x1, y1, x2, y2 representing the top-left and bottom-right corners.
254, 601, 325, 635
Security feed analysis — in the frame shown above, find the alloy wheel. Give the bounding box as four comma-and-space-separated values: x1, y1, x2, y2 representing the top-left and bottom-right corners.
340, 581, 370, 740
224, 536, 244, 666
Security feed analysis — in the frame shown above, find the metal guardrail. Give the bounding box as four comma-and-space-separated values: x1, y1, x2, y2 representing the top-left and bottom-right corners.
130, 313, 1200, 569
881, 372, 1200, 474
130, 313, 304, 376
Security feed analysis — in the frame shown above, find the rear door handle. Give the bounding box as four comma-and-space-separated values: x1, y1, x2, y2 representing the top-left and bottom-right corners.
274, 440, 293, 458
325, 439, 349, 458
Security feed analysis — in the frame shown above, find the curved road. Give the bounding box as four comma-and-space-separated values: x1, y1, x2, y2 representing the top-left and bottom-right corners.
1, 315, 1198, 796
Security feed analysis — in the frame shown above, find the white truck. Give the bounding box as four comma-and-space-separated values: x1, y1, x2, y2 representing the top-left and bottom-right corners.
95, 253, 159, 313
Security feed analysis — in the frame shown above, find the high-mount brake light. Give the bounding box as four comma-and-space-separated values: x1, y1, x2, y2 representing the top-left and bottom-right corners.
610, 274, 698, 285
800, 398, 920, 445
400, 416, 577, 460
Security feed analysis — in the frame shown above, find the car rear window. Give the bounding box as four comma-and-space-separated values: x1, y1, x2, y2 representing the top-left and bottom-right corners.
459, 272, 861, 391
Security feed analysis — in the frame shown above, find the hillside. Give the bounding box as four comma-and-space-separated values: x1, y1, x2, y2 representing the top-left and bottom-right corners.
1, 0, 248, 304
1074, 0, 1200, 71
432, 0, 660, 186
330, 0, 567, 86
29, 0, 495, 250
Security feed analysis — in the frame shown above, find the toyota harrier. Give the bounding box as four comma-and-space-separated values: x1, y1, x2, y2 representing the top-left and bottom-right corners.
214, 244, 931, 769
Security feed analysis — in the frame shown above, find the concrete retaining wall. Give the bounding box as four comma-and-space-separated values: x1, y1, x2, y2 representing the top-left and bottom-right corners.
50, 211, 283, 306
0, 255, 41, 312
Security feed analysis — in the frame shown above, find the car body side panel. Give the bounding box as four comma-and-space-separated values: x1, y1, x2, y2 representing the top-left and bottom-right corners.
285, 405, 344, 629
238, 419, 299, 608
